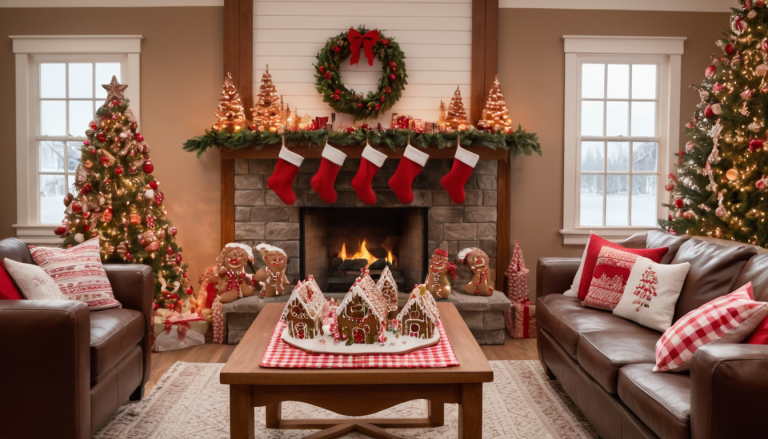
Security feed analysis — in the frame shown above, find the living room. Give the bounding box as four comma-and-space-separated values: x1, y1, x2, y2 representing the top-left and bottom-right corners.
1, 0, 766, 438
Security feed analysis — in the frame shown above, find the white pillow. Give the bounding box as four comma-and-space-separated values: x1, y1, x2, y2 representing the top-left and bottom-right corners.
612, 256, 690, 332
563, 235, 591, 297
3, 258, 64, 300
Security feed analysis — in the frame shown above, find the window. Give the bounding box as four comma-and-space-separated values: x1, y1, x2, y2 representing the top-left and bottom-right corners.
12, 36, 141, 244
561, 36, 685, 244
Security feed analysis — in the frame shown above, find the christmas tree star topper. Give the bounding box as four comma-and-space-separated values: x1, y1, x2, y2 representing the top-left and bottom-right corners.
102, 76, 128, 104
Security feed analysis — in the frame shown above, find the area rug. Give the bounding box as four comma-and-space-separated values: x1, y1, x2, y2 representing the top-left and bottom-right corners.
95, 361, 598, 439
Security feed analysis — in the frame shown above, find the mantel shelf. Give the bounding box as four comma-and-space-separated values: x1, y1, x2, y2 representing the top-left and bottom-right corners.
220, 144, 509, 161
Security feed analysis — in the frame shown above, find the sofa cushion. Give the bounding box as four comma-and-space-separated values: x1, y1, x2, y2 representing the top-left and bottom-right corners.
576, 329, 660, 394
646, 230, 690, 264
618, 364, 690, 439
537, 294, 650, 358
734, 254, 768, 302
671, 239, 756, 321
90, 308, 144, 383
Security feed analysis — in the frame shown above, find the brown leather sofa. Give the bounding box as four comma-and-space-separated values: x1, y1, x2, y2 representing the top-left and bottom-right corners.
537, 230, 768, 439
0, 238, 154, 439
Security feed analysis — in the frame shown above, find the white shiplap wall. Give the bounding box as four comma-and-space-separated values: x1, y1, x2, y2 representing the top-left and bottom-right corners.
253, 0, 472, 127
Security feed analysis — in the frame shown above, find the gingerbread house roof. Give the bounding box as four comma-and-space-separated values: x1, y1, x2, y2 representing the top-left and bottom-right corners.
376, 266, 398, 297
337, 269, 388, 322
397, 285, 440, 322
281, 275, 326, 321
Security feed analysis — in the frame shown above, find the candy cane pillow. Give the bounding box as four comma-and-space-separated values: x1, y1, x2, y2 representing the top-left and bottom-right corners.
654, 283, 768, 372
29, 237, 121, 310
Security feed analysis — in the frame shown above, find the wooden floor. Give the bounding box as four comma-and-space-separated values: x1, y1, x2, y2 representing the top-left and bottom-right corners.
147, 335, 538, 394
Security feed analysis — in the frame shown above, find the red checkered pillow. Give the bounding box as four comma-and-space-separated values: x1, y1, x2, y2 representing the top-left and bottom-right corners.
29, 237, 121, 310
654, 283, 768, 372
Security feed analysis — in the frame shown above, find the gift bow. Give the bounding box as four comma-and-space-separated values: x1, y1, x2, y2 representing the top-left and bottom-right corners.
163, 313, 204, 334
348, 28, 380, 66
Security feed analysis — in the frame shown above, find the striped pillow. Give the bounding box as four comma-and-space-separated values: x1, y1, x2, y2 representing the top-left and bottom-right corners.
29, 237, 121, 310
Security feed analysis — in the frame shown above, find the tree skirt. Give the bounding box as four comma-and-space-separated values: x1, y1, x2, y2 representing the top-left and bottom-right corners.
95, 361, 598, 439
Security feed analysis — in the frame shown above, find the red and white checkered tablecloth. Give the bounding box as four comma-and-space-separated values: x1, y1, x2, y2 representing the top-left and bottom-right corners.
260, 321, 459, 369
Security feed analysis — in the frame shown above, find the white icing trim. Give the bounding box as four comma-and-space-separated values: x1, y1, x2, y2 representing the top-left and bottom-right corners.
403, 145, 429, 167
457, 247, 479, 263
454, 146, 480, 168
361, 145, 387, 168
321, 144, 346, 166
224, 242, 253, 260
278, 146, 304, 168
255, 243, 287, 257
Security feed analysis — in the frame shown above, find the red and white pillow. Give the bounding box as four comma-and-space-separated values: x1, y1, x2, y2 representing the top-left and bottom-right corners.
0, 261, 23, 300
564, 234, 669, 300
654, 283, 768, 372
29, 237, 121, 310
3, 258, 63, 300
612, 257, 690, 331
583, 247, 639, 310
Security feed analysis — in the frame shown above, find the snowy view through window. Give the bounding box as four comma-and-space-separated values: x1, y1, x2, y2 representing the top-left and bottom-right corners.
579, 63, 659, 227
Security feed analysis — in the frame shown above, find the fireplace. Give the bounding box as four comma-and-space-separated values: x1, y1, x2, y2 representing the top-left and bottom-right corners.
301, 207, 427, 292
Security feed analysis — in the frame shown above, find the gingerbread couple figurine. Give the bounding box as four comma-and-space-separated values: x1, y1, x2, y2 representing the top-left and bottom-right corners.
424, 249, 457, 299
253, 243, 292, 297
458, 247, 494, 296
215, 243, 256, 303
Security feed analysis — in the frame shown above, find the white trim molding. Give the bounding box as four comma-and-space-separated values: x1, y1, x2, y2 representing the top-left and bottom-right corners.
500, 0, 733, 13
561, 35, 685, 246
11, 35, 142, 245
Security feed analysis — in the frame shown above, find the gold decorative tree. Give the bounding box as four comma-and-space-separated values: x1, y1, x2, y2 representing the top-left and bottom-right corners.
213, 72, 247, 132
445, 86, 468, 130
252, 65, 283, 132
478, 75, 513, 133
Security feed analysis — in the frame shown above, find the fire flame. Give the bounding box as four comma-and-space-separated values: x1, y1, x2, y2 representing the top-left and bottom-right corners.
337, 240, 396, 267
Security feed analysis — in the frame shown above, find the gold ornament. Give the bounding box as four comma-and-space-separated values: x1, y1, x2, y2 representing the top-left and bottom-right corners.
251, 65, 283, 132
726, 168, 739, 181
213, 73, 247, 132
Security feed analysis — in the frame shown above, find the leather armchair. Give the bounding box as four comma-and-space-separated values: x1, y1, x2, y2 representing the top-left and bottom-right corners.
0, 238, 154, 439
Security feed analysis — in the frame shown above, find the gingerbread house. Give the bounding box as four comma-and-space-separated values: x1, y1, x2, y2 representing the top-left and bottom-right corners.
336, 268, 388, 345
282, 275, 326, 340
397, 285, 440, 339
376, 265, 399, 321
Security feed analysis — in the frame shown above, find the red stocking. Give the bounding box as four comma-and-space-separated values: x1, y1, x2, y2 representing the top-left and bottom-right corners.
267, 146, 304, 205
311, 144, 347, 204
441, 146, 480, 204
351, 145, 387, 204
388, 145, 429, 204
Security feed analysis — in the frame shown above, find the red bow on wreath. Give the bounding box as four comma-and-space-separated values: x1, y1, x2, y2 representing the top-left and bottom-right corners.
348, 28, 380, 66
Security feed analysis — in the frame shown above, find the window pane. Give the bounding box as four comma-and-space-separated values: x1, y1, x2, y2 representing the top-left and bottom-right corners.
607, 64, 630, 99
68, 63, 93, 98
606, 174, 629, 226
69, 100, 94, 136
40, 174, 66, 224
606, 101, 629, 136
581, 141, 604, 172
580, 175, 603, 226
39, 141, 65, 172
68, 141, 82, 171
581, 101, 604, 136
632, 65, 657, 99
633, 142, 657, 172
95, 63, 121, 99
40, 100, 66, 136
581, 64, 605, 99
631, 102, 655, 136
631, 175, 657, 226
607, 142, 629, 171
40, 63, 66, 98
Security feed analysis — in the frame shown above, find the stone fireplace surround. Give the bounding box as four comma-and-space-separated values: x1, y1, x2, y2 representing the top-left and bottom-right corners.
224, 156, 511, 344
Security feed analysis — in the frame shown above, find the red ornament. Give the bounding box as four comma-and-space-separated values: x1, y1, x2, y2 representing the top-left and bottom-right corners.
89, 122, 98, 130
167, 246, 174, 255
318, 66, 326, 73
83, 140, 90, 146
149, 180, 158, 190
101, 209, 113, 222
84, 224, 90, 233
169, 294, 178, 300
183, 272, 188, 278
705, 65, 717, 78
171, 227, 177, 236
80, 183, 92, 194
358, 103, 363, 108
129, 213, 141, 225
705, 106, 716, 118
63, 193, 73, 206
100, 155, 109, 165
185, 288, 193, 295
249, 124, 257, 130
725, 43, 735, 55
334, 89, 341, 94
72, 202, 83, 213
324, 71, 332, 81
385, 86, 392, 94
135, 133, 144, 142
97, 133, 106, 142
333, 94, 341, 101
391, 66, 397, 72
153, 303, 159, 310
112, 99, 119, 106
380, 38, 390, 46
54, 227, 67, 236
91, 149, 96, 154
388, 61, 397, 68
104, 179, 111, 185
674, 199, 684, 209
665, 183, 675, 191
143, 160, 154, 174
332, 45, 341, 53
115, 166, 123, 175
375, 104, 381, 110
154, 192, 164, 205
125, 251, 130, 260
380, 96, 386, 102
389, 73, 396, 80
176, 253, 183, 264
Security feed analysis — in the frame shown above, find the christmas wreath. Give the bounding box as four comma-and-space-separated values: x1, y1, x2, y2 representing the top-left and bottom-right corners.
314, 26, 407, 121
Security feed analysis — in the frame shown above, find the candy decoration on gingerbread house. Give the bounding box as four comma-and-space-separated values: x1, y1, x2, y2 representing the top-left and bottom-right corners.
282, 275, 327, 340
336, 268, 388, 345
397, 285, 439, 339
376, 265, 399, 320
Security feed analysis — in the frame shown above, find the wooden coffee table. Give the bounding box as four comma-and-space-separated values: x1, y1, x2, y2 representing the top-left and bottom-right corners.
220, 302, 493, 439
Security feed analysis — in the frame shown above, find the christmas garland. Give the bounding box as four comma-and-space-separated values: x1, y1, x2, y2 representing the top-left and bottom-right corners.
182, 126, 542, 158
314, 26, 407, 120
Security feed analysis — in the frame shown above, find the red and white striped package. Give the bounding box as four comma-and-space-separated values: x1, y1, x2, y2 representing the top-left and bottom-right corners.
29, 237, 121, 310
260, 320, 459, 369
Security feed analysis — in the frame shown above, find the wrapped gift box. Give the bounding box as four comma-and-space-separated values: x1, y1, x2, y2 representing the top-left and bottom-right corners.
512, 301, 536, 339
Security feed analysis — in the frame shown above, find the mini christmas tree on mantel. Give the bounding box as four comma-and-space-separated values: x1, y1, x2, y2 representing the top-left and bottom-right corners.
445, 86, 468, 130
478, 75, 513, 133
213, 72, 247, 133
251, 65, 283, 132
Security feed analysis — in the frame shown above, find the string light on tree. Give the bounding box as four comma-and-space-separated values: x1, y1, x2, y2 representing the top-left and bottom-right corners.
213, 72, 247, 132
444, 86, 468, 131
251, 65, 283, 132
478, 75, 513, 133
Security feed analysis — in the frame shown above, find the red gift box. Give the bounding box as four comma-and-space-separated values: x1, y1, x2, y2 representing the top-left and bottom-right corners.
509, 301, 536, 339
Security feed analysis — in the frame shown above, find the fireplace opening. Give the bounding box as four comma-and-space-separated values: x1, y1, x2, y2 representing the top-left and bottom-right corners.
300, 207, 428, 292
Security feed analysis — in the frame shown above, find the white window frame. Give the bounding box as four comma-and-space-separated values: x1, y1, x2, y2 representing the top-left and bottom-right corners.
11, 35, 142, 245
560, 36, 685, 245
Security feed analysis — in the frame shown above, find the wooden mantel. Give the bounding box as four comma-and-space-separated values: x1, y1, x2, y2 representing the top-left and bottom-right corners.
220, 144, 509, 161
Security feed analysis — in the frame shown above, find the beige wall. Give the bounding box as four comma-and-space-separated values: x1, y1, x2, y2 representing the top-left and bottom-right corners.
0, 7, 223, 282
498, 9, 728, 293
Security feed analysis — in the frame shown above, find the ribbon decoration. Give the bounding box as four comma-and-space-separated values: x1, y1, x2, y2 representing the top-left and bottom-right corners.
348, 28, 380, 66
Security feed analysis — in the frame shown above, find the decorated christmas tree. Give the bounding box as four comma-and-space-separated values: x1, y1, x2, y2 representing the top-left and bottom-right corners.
56, 76, 192, 311
213, 72, 247, 133
251, 65, 282, 132
478, 75, 512, 133
445, 86, 468, 130
660, 2, 768, 246
631, 267, 658, 311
